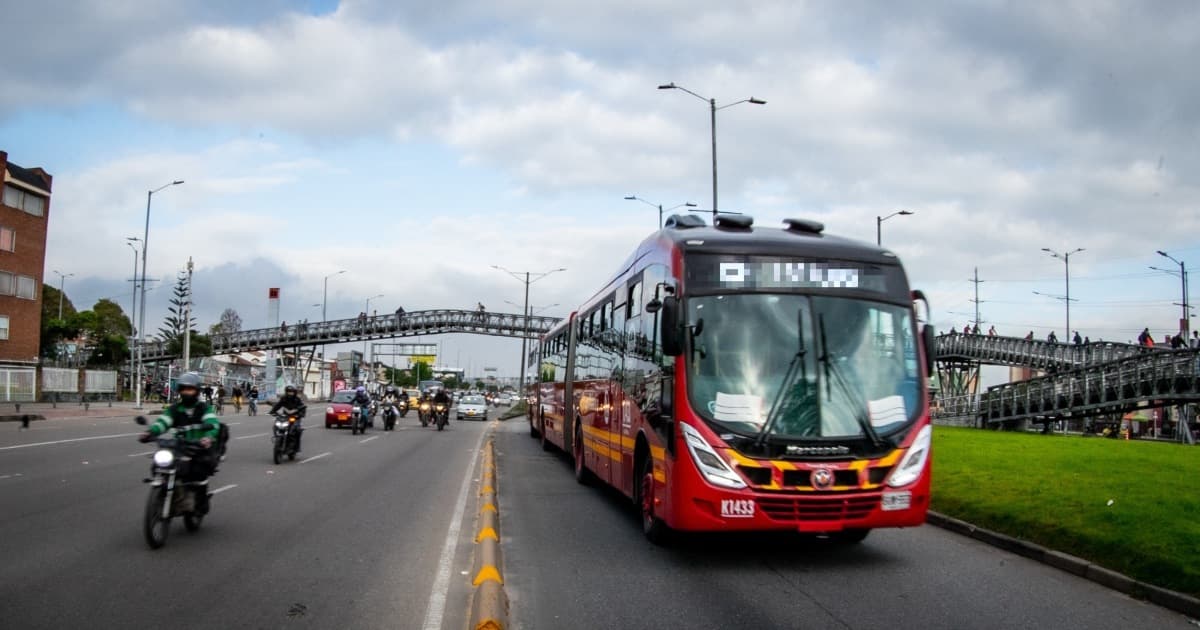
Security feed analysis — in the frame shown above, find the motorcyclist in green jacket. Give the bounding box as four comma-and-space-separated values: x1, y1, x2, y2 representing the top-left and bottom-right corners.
137, 372, 221, 513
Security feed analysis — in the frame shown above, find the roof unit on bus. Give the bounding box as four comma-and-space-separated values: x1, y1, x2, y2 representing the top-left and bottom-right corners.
664, 214, 707, 229
713, 213, 753, 230
783, 218, 825, 235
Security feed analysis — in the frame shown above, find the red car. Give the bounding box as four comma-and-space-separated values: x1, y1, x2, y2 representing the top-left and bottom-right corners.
324, 389, 358, 428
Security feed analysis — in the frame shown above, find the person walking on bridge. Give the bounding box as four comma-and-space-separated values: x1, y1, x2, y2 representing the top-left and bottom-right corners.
1138, 327, 1152, 346
1047, 331, 1058, 343
1073, 331, 1083, 345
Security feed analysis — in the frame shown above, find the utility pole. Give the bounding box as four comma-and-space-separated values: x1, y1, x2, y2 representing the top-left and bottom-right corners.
181, 258, 194, 372
968, 267, 985, 331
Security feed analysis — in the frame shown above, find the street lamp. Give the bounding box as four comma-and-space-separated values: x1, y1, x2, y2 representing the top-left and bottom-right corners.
135, 179, 184, 410
362, 294, 384, 382
658, 82, 766, 217
1042, 247, 1084, 340
1152, 251, 1191, 336
493, 265, 566, 389
876, 210, 914, 246
52, 270, 74, 319
624, 195, 697, 229
322, 269, 346, 322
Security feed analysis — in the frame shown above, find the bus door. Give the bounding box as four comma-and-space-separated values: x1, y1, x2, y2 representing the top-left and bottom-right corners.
616, 272, 646, 496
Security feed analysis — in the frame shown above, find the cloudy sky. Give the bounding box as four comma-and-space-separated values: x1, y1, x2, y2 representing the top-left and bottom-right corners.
3, 0, 1198, 378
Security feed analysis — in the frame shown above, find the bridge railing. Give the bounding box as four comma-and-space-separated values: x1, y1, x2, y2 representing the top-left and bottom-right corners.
935, 333, 1156, 370
980, 348, 1200, 423
138, 309, 563, 363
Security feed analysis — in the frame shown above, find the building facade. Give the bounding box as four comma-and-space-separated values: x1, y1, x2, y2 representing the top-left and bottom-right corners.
0, 151, 52, 365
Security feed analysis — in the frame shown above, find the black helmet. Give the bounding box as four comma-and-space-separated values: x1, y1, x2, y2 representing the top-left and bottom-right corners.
177, 372, 202, 389
178, 372, 202, 405
284, 384, 298, 396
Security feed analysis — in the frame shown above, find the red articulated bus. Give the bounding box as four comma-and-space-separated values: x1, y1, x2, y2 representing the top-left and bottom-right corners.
529, 213, 936, 543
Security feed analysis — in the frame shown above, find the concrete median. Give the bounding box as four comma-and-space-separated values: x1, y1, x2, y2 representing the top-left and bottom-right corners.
468, 426, 510, 630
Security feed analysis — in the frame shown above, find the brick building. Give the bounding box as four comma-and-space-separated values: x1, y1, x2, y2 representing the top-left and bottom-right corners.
0, 151, 52, 365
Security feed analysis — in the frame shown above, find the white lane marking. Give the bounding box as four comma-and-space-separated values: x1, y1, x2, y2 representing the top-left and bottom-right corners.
359, 435, 379, 444
299, 452, 331, 464
127, 450, 156, 457
235, 432, 270, 440
0, 432, 140, 451
211, 484, 237, 495
421, 427, 488, 630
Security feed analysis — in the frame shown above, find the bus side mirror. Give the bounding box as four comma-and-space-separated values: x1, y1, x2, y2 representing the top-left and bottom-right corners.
923, 324, 936, 376
660, 295, 682, 356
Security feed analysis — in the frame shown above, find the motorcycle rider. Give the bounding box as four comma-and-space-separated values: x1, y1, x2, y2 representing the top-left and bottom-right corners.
268, 384, 307, 453
137, 372, 220, 514
352, 385, 371, 425
432, 386, 452, 423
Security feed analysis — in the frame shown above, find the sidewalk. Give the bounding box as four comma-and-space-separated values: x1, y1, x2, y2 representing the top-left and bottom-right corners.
0, 400, 154, 422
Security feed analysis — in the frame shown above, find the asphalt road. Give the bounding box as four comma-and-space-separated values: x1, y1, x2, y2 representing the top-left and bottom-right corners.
494, 420, 1196, 630
0, 405, 496, 630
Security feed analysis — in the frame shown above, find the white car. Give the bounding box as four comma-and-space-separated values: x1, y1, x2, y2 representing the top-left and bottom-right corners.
456, 395, 489, 421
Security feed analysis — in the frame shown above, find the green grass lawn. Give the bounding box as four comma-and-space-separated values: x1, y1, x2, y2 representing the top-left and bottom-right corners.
931, 426, 1200, 597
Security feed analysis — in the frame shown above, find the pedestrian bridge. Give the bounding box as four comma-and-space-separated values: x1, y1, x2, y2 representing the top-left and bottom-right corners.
932, 332, 1199, 428
935, 333, 1157, 371
137, 309, 561, 363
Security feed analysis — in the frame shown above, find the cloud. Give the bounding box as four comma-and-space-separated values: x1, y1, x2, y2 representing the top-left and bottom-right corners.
9, 0, 1200, 367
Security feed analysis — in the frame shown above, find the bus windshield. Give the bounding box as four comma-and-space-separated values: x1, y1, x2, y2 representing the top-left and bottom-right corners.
686, 293, 921, 440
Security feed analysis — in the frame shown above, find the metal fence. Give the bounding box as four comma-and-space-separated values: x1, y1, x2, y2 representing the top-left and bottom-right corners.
42, 367, 78, 393
84, 370, 118, 394
0, 367, 37, 401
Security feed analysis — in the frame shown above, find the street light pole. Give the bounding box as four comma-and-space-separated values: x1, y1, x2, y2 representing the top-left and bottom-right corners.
52, 270, 74, 319
323, 269, 346, 322
876, 210, 914, 246
1156, 251, 1190, 336
659, 82, 765, 216
624, 196, 697, 229
1042, 247, 1084, 338
493, 265, 566, 388
135, 179, 183, 410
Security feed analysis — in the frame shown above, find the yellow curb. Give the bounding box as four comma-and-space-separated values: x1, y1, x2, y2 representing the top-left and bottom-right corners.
476, 526, 499, 542
481, 503, 497, 513
480, 485, 495, 495
473, 564, 503, 586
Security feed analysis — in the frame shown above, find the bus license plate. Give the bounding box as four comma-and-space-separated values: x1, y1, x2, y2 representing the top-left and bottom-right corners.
881, 491, 911, 511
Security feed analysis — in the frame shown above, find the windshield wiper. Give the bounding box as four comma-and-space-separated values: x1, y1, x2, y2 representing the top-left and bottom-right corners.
755, 309, 808, 448
818, 314, 889, 450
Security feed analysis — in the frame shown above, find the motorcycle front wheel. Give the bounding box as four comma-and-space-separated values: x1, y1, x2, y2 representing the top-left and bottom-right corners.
273, 438, 284, 464
143, 486, 170, 549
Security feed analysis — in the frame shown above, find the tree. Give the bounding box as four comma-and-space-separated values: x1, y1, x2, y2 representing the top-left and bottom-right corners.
81, 299, 133, 367
39, 284, 79, 358
157, 273, 197, 348
213, 308, 242, 336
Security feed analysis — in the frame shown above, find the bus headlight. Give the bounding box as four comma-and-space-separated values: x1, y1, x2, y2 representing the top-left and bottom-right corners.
680, 422, 746, 490
153, 449, 174, 467
886, 424, 931, 488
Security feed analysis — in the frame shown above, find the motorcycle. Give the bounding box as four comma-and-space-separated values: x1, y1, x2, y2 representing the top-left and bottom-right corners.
351, 404, 370, 435
135, 416, 215, 549
248, 396, 258, 416
397, 399, 409, 418
418, 400, 431, 427
272, 410, 302, 464
434, 401, 449, 431
382, 404, 397, 431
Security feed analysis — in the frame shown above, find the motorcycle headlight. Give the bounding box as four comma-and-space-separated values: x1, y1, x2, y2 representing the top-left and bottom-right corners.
353, 406, 361, 413
275, 420, 289, 429
153, 449, 174, 467
887, 425, 932, 488
680, 422, 746, 489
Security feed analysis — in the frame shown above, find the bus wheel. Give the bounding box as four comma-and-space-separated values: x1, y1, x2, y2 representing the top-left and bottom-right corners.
573, 421, 594, 485
529, 416, 540, 438
638, 455, 670, 545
